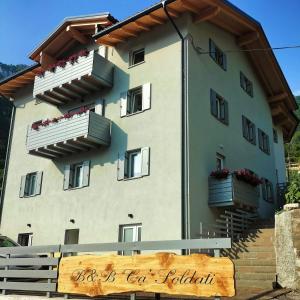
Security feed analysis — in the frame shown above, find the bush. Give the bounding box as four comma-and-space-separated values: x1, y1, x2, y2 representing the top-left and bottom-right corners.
285, 173, 300, 203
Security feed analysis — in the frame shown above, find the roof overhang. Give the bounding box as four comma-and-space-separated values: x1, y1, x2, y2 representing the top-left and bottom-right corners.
0, 64, 42, 99
29, 13, 118, 66
93, 0, 299, 141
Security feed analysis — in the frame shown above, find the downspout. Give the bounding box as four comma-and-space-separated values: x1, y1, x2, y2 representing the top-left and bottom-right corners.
0, 100, 16, 226
162, 1, 190, 242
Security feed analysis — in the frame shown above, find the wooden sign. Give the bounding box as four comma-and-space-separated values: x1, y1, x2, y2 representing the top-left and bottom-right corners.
58, 253, 235, 298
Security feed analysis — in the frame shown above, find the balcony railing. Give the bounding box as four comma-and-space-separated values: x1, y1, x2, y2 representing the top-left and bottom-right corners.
26, 111, 111, 159
208, 174, 259, 208
33, 51, 114, 106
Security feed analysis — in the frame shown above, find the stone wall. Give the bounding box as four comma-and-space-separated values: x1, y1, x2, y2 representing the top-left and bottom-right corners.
275, 207, 300, 289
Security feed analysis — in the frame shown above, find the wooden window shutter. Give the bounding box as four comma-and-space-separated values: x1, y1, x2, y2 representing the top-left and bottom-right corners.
258, 129, 263, 150
222, 52, 227, 71
120, 92, 128, 117
141, 147, 150, 176
117, 153, 125, 180
266, 135, 270, 154
142, 83, 151, 111
19, 175, 26, 198
209, 39, 216, 60
210, 89, 218, 117
223, 100, 229, 125
252, 123, 257, 145
95, 99, 104, 116
63, 165, 71, 190
82, 161, 90, 187
35, 172, 43, 195
242, 116, 247, 139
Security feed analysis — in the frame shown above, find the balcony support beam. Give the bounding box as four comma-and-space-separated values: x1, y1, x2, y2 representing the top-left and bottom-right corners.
75, 137, 98, 149
68, 80, 89, 95
46, 145, 70, 156
76, 78, 98, 92
49, 89, 73, 102
54, 143, 78, 154
35, 148, 60, 158
59, 85, 82, 99
35, 94, 63, 106
65, 140, 88, 151
44, 91, 69, 104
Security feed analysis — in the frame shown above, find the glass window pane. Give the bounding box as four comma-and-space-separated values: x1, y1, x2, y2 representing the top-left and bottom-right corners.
123, 228, 134, 242
132, 152, 141, 177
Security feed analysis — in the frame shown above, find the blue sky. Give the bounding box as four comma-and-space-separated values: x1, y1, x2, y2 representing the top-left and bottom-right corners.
0, 0, 299, 95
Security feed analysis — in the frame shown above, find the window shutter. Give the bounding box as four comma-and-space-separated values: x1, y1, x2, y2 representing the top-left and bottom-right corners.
242, 116, 247, 138
210, 89, 217, 117
95, 99, 104, 116
266, 135, 270, 154
63, 165, 71, 190
35, 172, 43, 195
224, 100, 229, 125
142, 83, 151, 111
19, 175, 26, 198
82, 161, 90, 187
258, 129, 263, 150
141, 147, 150, 177
252, 123, 257, 145
120, 92, 128, 117
117, 153, 125, 180
209, 39, 216, 60
222, 53, 227, 71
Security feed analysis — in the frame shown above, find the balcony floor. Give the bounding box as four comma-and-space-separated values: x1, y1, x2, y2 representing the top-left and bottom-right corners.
28, 135, 108, 159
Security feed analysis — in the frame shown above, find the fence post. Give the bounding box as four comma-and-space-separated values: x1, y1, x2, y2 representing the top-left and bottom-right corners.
130, 294, 136, 300
214, 249, 221, 300
1, 253, 9, 295
46, 251, 54, 298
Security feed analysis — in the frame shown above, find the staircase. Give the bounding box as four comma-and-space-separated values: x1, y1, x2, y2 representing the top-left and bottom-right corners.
224, 220, 277, 298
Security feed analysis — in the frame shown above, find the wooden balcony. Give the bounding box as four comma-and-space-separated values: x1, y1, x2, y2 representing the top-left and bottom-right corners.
26, 111, 111, 159
208, 174, 259, 208
33, 51, 114, 105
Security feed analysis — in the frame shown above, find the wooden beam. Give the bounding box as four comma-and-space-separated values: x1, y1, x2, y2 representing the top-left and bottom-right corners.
134, 21, 150, 31
66, 26, 90, 44
45, 91, 69, 104
194, 6, 221, 23
45, 146, 69, 156
29, 150, 55, 159
66, 140, 88, 151
148, 14, 165, 25
35, 94, 61, 106
40, 52, 56, 68
36, 147, 60, 158
51, 88, 74, 102
67, 80, 89, 95
108, 33, 126, 43
55, 143, 78, 153
237, 31, 260, 47
268, 92, 288, 103
58, 84, 81, 98
166, 7, 180, 18
74, 137, 97, 149
180, 0, 200, 14
120, 28, 139, 37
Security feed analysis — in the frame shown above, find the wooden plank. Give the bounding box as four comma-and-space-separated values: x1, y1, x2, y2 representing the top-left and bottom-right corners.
0, 257, 59, 267
237, 31, 259, 47
194, 6, 220, 23
0, 270, 57, 279
0, 282, 56, 292
66, 26, 90, 44
58, 253, 235, 297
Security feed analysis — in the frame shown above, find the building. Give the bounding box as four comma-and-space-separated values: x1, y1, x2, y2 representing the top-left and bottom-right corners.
0, 0, 298, 247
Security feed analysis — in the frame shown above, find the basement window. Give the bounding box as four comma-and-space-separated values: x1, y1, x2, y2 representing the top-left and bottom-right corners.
130, 49, 145, 67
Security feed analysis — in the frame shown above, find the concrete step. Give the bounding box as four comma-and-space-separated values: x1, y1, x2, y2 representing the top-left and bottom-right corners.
237, 251, 275, 259
230, 246, 273, 252
234, 237, 274, 247
235, 272, 276, 281
235, 265, 276, 273
234, 258, 276, 266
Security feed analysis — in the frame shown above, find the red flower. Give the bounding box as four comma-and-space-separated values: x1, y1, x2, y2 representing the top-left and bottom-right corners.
234, 169, 262, 186
210, 168, 230, 179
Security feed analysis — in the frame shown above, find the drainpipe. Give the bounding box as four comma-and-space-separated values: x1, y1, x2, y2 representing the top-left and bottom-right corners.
0, 99, 16, 226
162, 2, 190, 243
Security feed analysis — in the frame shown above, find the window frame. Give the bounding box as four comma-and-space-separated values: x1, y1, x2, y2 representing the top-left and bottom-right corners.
129, 48, 145, 67
242, 116, 256, 145
18, 233, 33, 246
258, 128, 270, 155
119, 224, 142, 255
209, 39, 227, 71
261, 178, 274, 203
240, 72, 253, 97
216, 153, 225, 170
127, 87, 143, 115
126, 149, 142, 179
69, 162, 84, 189
24, 172, 37, 197
210, 89, 229, 125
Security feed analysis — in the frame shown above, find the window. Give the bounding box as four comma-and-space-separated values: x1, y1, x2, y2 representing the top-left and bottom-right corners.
120, 83, 151, 117
63, 161, 90, 190
130, 48, 145, 67
258, 129, 270, 154
240, 72, 253, 97
127, 87, 143, 114
117, 147, 150, 180
119, 224, 142, 255
261, 179, 274, 203
210, 89, 229, 125
273, 128, 278, 143
209, 39, 227, 70
242, 116, 256, 145
64, 229, 79, 256
19, 172, 43, 198
216, 153, 225, 170
18, 233, 33, 246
